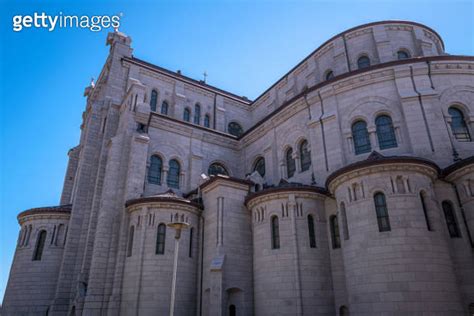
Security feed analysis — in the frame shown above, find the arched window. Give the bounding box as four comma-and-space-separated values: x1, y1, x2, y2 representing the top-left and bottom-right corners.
148, 155, 163, 185
194, 104, 201, 124
253, 157, 265, 177
420, 192, 432, 231
156, 223, 166, 254
167, 159, 181, 189
189, 227, 194, 258
208, 163, 229, 176
55, 224, 65, 246
19, 226, 26, 247
442, 201, 461, 238
161, 101, 169, 115
339, 305, 349, 316
126, 226, 134, 257
299, 140, 311, 172
33, 230, 47, 261
397, 50, 410, 60
204, 114, 210, 128
229, 305, 236, 316
150, 90, 158, 112
357, 56, 371, 69
340, 202, 349, 240
228, 122, 244, 137
286, 148, 296, 178
448, 107, 471, 141
271, 216, 280, 249
375, 115, 397, 149
25, 225, 32, 246
352, 120, 371, 154
183, 108, 191, 122
330, 215, 341, 249
374, 193, 391, 232
325, 70, 334, 81
307, 215, 316, 248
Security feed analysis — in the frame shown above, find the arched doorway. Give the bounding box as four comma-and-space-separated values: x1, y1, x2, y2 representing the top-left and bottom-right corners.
229, 304, 236, 316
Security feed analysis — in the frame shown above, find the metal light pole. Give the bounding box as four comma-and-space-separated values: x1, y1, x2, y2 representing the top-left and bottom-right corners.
168, 218, 190, 316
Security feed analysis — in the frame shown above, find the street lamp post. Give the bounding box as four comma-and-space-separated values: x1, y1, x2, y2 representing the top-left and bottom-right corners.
167, 218, 190, 316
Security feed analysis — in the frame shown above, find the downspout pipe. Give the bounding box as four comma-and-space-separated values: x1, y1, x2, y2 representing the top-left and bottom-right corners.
410, 65, 435, 152
317, 91, 329, 172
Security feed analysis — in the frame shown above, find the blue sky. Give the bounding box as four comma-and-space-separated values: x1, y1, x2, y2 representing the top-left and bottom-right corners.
0, 0, 473, 302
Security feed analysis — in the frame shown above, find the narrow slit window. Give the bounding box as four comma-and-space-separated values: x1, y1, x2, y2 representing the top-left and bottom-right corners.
32, 230, 47, 261
307, 215, 316, 248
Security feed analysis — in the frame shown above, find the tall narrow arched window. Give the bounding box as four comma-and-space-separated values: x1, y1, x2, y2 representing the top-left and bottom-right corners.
228, 122, 244, 137
253, 157, 265, 177
448, 107, 471, 141
150, 90, 158, 112
357, 56, 371, 69
375, 115, 397, 149
126, 226, 134, 257
397, 50, 410, 60
55, 224, 65, 246
194, 104, 201, 124
352, 120, 371, 154
167, 159, 181, 189
330, 215, 341, 249
340, 202, 349, 240
420, 192, 432, 231
25, 225, 32, 246
271, 216, 280, 249
148, 155, 163, 185
183, 108, 191, 122
325, 70, 334, 81
307, 215, 316, 248
208, 163, 229, 176
189, 227, 194, 258
374, 193, 391, 232
229, 305, 236, 316
286, 148, 296, 178
204, 114, 210, 128
299, 140, 311, 172
339, 305, 349, 316
442, 201, 461, 238
156, 223, 166, 254
161, 101, 169, 115
33, 230, 47, 261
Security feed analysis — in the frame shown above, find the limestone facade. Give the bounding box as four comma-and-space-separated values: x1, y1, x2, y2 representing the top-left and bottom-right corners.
3, 21, 474, 315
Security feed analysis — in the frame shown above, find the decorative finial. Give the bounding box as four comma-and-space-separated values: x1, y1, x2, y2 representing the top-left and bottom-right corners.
203, 71, 208, 83
90, 77, 95, 88
114, 25, 119, 33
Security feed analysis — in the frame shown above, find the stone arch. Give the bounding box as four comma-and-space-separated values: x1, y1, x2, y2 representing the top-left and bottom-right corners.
355, 51, 372, 65
439, 85, 474, 115
208, 159, 232, 176
148, 152, 166, 163
166, 155, 184, 169
368, 186, 390, 198
345, 96, 400, 131
277, 125, 306, 153
225, 287, 243, 316
251, 155, 265, 175
396, 47, 412, 58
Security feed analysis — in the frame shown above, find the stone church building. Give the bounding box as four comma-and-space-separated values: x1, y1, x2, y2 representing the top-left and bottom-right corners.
3, 20, 474, 315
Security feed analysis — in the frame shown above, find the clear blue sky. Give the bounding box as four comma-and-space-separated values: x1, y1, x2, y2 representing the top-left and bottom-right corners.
0, 0, 473, 302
